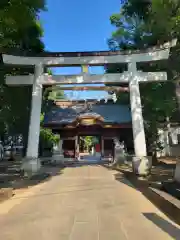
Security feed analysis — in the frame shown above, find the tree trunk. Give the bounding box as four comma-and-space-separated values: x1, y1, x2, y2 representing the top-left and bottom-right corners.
164, 116, 172, 156
174, 81, 180, 183
152, 150, 158, 166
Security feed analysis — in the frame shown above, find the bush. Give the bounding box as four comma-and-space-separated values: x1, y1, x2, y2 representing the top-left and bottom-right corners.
39, 113, 60, 156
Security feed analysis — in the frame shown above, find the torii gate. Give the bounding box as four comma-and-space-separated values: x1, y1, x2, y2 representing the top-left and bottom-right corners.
2, 40, 176, 176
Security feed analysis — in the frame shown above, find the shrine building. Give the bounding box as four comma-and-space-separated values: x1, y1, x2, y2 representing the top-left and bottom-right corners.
43, 99, 133, 160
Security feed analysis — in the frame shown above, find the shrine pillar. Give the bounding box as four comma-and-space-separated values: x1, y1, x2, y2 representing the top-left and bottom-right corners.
22, 63, 43, 176
128, 62, 152, 176
59, 139, 63, 155
101, 137, 104, 157
75, 136, 80, 160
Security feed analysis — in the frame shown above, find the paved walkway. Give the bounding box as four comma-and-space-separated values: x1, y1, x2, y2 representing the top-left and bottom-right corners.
0, 163, 180, 240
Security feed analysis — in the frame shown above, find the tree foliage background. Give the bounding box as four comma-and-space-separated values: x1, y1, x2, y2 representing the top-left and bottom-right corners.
108, 0, 180, 156
0, 0, 61, 155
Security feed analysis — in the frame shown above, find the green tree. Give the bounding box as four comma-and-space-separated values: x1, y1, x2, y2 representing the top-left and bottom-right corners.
81, 136, 94, 151
40, 84, 65, 157
42, 86, 65, 114
108, 0, 179, 161
0, 0, 45, 153
0, 1, 45, 50
39, 113, 60, 156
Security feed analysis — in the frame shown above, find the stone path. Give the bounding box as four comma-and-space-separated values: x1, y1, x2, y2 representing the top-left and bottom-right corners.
0, 163, 180, 240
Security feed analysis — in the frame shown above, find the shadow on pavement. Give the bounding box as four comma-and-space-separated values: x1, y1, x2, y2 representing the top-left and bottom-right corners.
111, 166, 180, 225
13, 164, 64, 191
0, 160, 24, 188
143, 213, 180, 238
0, 160, 65, 199
113, 172, 137, 189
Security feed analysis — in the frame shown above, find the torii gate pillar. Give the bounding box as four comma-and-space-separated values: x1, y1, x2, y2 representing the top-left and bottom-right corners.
22, 63, 43, 176
128, 62, 151, 176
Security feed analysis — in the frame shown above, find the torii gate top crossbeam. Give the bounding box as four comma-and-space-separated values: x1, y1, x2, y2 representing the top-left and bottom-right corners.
2, 40, 176, 66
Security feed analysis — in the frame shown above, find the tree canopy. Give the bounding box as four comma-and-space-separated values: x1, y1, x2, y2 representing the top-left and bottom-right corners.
0, 0, 46, 133
108, 0, 180, 156
0, 0, 45, 51
0, 0, 61, 154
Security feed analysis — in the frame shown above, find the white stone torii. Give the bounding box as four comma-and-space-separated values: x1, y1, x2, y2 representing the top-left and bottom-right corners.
2, 40, 176, 176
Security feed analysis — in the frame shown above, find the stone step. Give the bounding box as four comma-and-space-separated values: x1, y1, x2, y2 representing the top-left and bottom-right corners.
149, 186, 180, 224
162, 181, 180, 200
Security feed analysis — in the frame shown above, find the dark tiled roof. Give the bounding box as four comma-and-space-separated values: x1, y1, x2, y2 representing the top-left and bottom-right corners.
44, 104, 131, 125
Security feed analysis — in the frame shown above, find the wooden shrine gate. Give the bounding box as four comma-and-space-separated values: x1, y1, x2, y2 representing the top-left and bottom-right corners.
53, 122, 132, 161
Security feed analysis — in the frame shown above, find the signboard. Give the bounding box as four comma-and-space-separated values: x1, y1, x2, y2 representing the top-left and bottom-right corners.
81, 65, 89, 73
80, 118, 96, 126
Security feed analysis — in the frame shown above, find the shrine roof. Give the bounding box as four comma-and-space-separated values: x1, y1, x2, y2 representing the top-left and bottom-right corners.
44, 104, 131, 125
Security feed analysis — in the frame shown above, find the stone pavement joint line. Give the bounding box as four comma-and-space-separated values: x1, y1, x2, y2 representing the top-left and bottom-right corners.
0, 164, 180, 240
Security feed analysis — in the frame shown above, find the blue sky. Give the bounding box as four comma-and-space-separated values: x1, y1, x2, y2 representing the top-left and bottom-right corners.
40, 0, 121, 99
